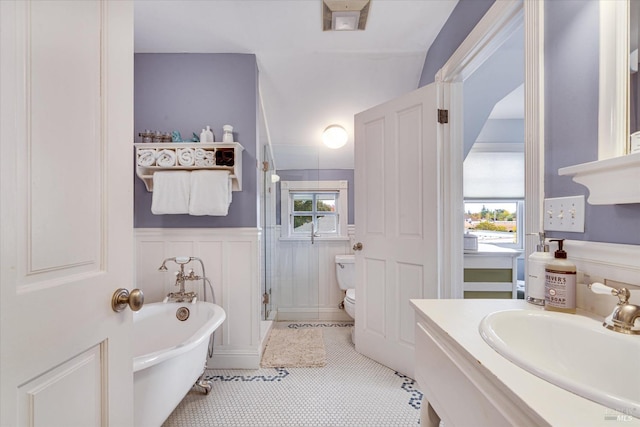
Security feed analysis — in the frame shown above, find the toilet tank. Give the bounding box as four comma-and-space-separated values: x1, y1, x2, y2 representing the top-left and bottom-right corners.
335, 254, 355, 290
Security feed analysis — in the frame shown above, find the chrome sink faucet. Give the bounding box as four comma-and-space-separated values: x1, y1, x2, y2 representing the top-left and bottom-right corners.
589, 282, 640, 335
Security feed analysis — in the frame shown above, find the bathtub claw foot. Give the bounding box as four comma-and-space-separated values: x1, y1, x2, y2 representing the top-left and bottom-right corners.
195, 378, 212, 395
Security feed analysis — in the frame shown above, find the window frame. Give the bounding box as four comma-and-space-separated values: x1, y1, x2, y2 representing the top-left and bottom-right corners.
280, 180, 349, 240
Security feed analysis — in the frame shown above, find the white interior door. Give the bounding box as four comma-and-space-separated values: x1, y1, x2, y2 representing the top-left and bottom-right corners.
0, 1, 134, 426
354, 83, 441, 378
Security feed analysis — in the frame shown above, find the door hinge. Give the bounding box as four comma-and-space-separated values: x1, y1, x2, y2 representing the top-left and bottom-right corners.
262, 292, 270, 304
438, 109, 449, 124
262, 161, 269, 172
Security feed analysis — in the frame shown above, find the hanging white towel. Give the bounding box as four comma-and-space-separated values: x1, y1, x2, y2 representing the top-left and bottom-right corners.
189, 170, 231, 216
151, 171, 191, 215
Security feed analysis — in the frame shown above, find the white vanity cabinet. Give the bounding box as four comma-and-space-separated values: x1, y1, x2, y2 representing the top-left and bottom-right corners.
410, 299, 636, 427
412, 300, 546, 427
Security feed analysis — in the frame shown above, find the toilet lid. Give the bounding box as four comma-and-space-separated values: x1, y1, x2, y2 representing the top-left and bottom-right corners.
345, 288, 355, 303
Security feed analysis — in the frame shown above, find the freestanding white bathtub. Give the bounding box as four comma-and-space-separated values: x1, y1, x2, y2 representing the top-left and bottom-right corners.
133, 301, 226, 427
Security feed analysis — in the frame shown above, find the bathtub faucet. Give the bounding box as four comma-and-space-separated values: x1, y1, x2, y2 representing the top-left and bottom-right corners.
158, 256, 206, 303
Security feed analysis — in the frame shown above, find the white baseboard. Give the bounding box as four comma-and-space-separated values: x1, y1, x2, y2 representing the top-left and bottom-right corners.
208, 349, 261, 370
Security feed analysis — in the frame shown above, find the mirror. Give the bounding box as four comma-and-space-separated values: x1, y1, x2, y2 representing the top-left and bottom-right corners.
599, 0, 636, 158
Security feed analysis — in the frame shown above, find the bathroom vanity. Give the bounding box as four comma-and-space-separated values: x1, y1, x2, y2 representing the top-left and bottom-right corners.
410, 299, 640, 427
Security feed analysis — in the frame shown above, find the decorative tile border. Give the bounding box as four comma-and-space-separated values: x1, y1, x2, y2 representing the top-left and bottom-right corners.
287, 322, 354, 329
206, 368, 289, 382
395, 372, 423, 410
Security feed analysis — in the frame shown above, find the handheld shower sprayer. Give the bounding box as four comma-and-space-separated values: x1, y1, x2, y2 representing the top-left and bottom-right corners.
158, 256, 193, 272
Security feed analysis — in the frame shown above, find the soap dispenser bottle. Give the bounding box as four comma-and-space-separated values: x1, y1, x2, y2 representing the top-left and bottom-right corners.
544, 239, 576, 313
526, 232, 551, 306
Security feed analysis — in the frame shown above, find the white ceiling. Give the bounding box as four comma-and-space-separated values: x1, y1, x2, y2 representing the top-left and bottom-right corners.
134, 0, 458, 169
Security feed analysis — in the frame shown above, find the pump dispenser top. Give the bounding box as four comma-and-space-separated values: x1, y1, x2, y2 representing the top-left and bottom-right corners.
550, 238, 567, 258
535, 232, 549, 252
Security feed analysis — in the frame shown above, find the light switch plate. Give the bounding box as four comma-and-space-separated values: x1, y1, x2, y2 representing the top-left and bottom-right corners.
543, 195, 585, 232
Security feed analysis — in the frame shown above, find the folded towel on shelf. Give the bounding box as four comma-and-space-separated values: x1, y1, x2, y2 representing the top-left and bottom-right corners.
195, 158, 215, 167
137, 149, 157, 166
194, 148, 207, 161
156, 149, 176, 167
189, 170, 231, 216
151, 171, 190, 215
177, 148, 195, 166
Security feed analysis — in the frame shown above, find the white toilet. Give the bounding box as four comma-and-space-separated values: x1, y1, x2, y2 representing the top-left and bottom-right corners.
335, 254, 356, 320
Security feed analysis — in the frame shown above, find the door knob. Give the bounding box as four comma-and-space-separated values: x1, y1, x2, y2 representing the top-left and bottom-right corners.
111, 288, 144, 312
353, 242, 363, 251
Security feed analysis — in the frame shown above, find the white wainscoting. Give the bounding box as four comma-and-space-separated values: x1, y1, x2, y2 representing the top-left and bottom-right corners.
274, 225, 355, 321
135, 228, 261, 369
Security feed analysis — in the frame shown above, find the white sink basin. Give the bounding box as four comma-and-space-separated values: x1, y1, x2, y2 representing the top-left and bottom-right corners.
479, 309, 640, 416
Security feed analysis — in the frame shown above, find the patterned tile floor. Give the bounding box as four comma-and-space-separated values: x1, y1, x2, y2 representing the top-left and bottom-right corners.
163, 322, 423, 426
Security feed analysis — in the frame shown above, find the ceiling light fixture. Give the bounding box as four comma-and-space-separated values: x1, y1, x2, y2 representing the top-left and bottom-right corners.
322, 125, 348, 149
322, 0, 371, 31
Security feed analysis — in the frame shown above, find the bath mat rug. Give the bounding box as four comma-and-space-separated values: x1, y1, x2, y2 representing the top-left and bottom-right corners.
261, 328, 326, 368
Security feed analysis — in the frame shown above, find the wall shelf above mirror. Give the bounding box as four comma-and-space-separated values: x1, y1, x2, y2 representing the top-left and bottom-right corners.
560, 0, 640, 205
134, 142, 244, 192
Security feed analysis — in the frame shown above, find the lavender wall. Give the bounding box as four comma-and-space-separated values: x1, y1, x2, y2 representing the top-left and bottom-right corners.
545, 1, 640, 245
275, 169, 355, 225
418, 0, 495, 86
134, 53, 258, 228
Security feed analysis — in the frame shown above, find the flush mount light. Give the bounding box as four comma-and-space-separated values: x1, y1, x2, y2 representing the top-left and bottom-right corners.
322, 0, 371, 31
322, 125, 348, 149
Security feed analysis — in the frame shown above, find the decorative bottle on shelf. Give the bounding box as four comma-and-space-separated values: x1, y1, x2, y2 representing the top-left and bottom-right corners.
222, 125, 234, 143
544, 239, 576, 313
199, 129, 207, 143
205, 125, 214, 142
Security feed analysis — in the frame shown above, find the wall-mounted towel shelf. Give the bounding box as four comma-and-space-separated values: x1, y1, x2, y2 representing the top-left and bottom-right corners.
134, 142, 244, 192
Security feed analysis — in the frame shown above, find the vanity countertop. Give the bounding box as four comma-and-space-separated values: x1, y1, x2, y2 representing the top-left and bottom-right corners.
410, 299, 640, 426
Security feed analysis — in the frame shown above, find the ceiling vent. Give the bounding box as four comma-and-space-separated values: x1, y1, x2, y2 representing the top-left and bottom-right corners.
322, 0, 371, 31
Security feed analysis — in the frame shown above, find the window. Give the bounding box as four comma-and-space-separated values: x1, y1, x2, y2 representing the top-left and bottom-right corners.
281, 180, 348, 239
464, 200, 524, 249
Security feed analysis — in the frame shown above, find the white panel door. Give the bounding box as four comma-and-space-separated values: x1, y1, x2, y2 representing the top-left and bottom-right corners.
354, 83, 440, 378
0, 1, 134, 426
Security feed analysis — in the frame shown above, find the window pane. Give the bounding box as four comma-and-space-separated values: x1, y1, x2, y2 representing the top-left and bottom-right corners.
293, 215, 313, 232
316, 194, 337, 212
464, 202, 518, 244
317, 214, 337, 233
293, 194, 313, 212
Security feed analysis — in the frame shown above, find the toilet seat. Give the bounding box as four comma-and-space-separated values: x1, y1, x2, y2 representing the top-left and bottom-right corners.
344, 289, 355, 319
345, 288, 355, 304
